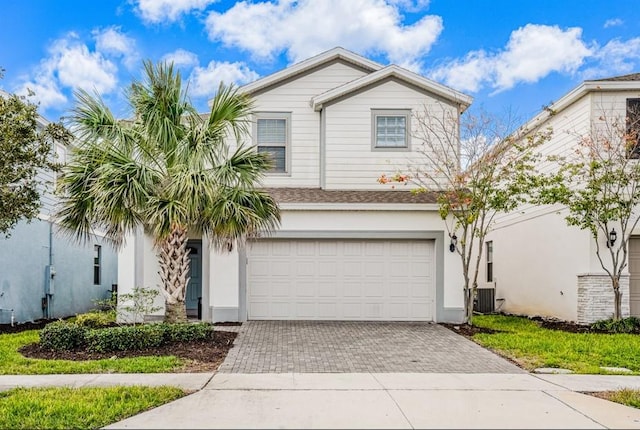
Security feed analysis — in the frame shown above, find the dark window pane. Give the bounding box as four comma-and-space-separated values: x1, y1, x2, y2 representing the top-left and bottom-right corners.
627, 99, 640, 159
94, 266, 100, 285
258, 146, 286, 172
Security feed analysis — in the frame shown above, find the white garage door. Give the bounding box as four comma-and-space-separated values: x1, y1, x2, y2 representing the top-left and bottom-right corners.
247, 239, 435, 321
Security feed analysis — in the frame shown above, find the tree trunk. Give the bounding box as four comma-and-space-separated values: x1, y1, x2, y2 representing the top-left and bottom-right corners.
165, 300, 188, 323
613, 277, 622, 321
157, 224, 190, 323
464, 286, 475, 325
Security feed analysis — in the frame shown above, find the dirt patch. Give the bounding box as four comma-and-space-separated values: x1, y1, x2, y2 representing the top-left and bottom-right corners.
0, 319, 55, 334
529, 316, 596, 333
440, 323, 501, 338
19, 330, 237, 373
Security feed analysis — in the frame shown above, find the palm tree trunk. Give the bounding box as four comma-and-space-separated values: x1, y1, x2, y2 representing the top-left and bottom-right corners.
157, 224, 190, 323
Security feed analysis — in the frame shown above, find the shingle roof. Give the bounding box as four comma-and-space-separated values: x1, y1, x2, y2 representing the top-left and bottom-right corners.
592, 73, 640, 82
262, 188, 439, 204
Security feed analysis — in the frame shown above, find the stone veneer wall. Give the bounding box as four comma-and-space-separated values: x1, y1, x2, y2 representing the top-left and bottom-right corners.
577, 273, 630, 324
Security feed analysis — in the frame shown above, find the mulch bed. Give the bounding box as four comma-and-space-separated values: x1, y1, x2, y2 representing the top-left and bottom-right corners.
440, 323, 501, 337
5, 319, 239, 373
18, 331, 237, 372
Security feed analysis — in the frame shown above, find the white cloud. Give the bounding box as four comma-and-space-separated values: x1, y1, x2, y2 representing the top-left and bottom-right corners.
604, 18, 623, 28
162, 49, 199, 68
94, 26, 139, 68
430, 24, 592, 93
582, 37, 640, 79
205, 0, 442, 72
189, 61, 259, 97
134, 0, 217, 23
14, 33, 119, 110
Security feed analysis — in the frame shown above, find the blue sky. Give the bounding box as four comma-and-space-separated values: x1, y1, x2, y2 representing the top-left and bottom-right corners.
2, 0, 640, 125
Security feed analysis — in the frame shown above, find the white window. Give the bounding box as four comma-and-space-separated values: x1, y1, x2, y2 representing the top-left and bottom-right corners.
255, 112, 291, 174
486, 241, 493, 283
372, 109, 410, 150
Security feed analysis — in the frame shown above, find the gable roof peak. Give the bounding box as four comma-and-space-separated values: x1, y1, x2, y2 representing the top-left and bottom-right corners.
233, 47, 384, 97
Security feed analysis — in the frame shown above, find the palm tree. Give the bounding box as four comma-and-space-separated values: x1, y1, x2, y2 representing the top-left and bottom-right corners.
56, 61, 280, 323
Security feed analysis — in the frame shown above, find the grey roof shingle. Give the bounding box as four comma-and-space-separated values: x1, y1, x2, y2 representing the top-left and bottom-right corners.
592, 73, 640, 82
262, 188, 439, 204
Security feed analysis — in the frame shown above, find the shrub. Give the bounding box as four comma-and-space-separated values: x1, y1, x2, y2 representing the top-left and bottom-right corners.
39, 321, 88, 351
117, 287, 162, 325
85, 325, 165, 353
591, 317, 640, 334
161, 323, 214, 343
74, 311, 116, 328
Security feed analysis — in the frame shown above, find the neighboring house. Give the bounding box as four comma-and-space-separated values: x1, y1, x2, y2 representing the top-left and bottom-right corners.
118, 47, 473, 323
0, 104, 117, 324
479, 73, 640, 324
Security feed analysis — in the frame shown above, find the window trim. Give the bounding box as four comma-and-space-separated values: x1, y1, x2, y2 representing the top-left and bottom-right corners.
486, 241, 493, 283
93, 245, 102, 286
371, 109, 411, 152
253, 112, 292, 175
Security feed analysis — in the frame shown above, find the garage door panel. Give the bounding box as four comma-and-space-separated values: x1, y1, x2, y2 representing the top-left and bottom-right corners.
248, 239, 435, 321
317, 281, 337, 297
343, 281, 362, 297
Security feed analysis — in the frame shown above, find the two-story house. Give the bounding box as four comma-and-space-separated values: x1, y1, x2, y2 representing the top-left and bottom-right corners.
117, 47, 472, 323
479, 73, 640, 324
0, 95, 118, 324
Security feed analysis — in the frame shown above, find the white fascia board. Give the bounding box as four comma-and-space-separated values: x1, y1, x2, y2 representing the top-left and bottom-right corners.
311, 65, 473, 111
279, 203, 440, 211
209, 47, 383, 105
518, 80, 640, 134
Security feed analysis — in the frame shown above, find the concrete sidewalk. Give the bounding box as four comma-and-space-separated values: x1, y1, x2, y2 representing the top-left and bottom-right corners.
96, 373, 640, 429
3, 372, 640, 428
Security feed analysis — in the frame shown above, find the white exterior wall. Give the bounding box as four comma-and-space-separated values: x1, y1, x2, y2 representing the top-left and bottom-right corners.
250, 61, 368, 188
485, 91, 640, 322
482, 208, 591, 322
323, 79, 457, 190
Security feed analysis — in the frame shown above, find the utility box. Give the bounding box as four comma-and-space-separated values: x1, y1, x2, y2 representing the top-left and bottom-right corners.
474, 288, 495, 313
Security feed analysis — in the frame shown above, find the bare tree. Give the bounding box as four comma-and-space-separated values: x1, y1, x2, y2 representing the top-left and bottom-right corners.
380, 105, 548, 324
532, 102, 640, 320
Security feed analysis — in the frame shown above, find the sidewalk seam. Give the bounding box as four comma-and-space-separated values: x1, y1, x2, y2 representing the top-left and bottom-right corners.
542, 390, 606, 429
371, 373, 415, 430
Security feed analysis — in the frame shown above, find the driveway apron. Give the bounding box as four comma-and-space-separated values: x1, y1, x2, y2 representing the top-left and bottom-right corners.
218, 321, 522, 373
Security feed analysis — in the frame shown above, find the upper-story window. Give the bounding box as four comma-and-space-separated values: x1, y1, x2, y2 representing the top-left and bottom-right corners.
627, 99, 640, 159
372, 109, 411, 151
255, 112, 291, 174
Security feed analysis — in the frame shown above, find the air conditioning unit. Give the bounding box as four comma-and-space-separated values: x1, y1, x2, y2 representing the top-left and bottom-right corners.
474, 288, 495, 313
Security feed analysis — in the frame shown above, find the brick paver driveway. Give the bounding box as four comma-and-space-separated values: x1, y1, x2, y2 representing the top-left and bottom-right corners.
218, 321, 522, 373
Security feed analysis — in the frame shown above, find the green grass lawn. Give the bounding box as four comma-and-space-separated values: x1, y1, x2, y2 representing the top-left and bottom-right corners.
0, 331, 181, 374
0, 386, 185, 429
599, 389, 640, 409
471, 314, 640, 374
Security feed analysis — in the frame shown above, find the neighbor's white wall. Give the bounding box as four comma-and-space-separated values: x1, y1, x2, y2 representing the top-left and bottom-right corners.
117, 233, 136, 296
323, 79, 458, 190
250, 61, 369, 188
482, 208, 591, 322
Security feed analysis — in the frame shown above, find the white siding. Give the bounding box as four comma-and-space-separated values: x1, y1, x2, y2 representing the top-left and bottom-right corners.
485, 90, 640, 321
250, 61, 369, 188
323, 79, 458, 190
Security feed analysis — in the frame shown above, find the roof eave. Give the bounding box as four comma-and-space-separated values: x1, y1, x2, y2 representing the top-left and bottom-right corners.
311, 66, 473, 111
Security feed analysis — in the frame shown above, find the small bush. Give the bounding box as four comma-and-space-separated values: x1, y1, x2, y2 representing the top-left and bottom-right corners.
85, 325, 165, 353
39, 321, 88, 351
591, 317, 640, 334
161, 323, 214, 343
74, 311, 116, 328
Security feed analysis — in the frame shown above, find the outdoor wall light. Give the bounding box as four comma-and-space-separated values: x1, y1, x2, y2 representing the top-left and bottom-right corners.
607, 228, 617, 248
449, 234, 457, 253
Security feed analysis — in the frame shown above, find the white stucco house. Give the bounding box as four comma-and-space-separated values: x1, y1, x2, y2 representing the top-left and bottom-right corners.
117, 47, 473, 324
479, 73, 640, 324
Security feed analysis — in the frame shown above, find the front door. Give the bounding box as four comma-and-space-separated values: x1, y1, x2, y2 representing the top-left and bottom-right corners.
186, 240, 202, 318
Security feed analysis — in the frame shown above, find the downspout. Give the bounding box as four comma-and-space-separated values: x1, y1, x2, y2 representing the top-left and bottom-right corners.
44, 221, 55, 319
